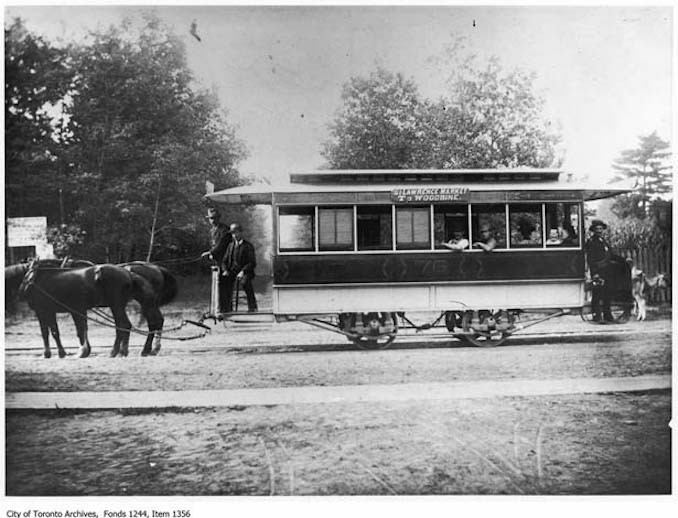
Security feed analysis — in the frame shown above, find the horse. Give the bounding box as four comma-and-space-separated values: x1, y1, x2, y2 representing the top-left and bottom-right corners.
14, 259, 137, 358
630, 265, 670, 321
118, 261, 178, 356
5, 263, 32, 312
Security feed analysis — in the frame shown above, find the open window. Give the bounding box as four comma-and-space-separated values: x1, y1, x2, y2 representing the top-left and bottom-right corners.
318, 206, 354, 251
357, 205, 393, 251
545, 203, 581, 247
396, 206, 431, 250
279, 206, 315, 252
509, 203, 542, 248
471, 204, 506, 250
434, 204, 469, 250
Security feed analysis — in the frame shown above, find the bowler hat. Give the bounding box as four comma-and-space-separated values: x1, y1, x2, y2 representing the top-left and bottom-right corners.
206, 207, 220, 219
588, 219, 607, 231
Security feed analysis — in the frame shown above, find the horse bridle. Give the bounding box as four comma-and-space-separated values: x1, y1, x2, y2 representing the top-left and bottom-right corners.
18, 258, 38, 296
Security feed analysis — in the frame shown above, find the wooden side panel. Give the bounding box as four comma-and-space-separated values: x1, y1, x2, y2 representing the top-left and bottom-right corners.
273, 250, 585, 285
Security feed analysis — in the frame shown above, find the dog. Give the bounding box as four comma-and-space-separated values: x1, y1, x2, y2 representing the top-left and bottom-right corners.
631, 264, 669, 321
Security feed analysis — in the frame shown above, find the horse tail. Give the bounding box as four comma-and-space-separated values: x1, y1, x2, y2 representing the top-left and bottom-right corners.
129, 271, 154, 305
157, 265, 178, 306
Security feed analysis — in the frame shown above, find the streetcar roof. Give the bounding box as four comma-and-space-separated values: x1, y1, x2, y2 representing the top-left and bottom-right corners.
206, 169, 630, 205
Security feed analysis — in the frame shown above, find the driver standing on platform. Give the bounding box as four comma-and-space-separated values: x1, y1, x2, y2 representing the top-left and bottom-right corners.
201, 207, 232, 312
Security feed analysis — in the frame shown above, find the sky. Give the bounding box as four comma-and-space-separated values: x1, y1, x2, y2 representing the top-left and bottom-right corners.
4, 3, 673, 185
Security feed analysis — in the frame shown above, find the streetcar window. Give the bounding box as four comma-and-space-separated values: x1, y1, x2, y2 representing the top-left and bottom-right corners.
471, 204, 506, 249
509, 204, 542, 248
396, 206, 431, 250
279, 206, 315, 252
434, 205, 469, 250
318, 206, 354, 251
357, 205, 393, 251
545, 203, 580, 247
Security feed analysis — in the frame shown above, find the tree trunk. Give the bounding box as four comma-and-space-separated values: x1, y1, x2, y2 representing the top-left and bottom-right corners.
146, 175, 162, 262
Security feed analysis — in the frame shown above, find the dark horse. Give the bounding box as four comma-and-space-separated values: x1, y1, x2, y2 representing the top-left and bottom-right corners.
7, 259, 178, 358
118, 261, 178, 355
14, 259, 137, 358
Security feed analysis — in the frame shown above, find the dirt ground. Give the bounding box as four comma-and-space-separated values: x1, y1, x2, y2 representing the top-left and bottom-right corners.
4, 290, 673, 496
5, 393, 671, 495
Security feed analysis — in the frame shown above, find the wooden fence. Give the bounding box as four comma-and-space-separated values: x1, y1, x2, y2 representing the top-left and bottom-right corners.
619, 247, 672, 303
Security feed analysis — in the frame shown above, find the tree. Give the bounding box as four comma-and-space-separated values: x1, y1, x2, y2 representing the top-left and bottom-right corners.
322, 42, 562, 170
438, 57, 561, 168
59, 14, 248, 262
321, 67, 431, 169
4, 18, 74, 221
611, 132, 671, 218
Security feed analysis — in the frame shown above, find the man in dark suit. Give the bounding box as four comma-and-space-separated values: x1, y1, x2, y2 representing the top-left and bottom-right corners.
221, 223, 258, 312
585, 219, 624, 322
201, 207, 232, 311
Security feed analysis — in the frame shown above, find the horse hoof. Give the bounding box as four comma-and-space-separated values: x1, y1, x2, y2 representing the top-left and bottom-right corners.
58, 350, 66, 359
140, 351, 150, 357
150, 349, 160, 356
78, 348, 90, 359
44, 351, 51, 359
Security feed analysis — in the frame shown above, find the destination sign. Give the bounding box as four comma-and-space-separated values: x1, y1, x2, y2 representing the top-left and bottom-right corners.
391, 187, 470, 203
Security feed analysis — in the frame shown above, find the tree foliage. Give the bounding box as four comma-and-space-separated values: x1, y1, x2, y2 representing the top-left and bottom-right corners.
4, 18, 74, 221
322, 67, 430, 169
607, 215, 670, 251
5, 14, 249, 264
322, 49, 561, 169
611, 132, 671, 218
439, 57, 561, 168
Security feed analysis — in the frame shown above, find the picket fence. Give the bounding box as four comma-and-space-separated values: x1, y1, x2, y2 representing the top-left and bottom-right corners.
619, 247, 672, 303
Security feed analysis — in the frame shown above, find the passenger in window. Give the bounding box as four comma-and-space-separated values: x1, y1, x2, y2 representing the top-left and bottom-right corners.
221, 223, 258, 313
473, 224, 497, 252
545, 228, 562, 246
442, 229, 469, 252
559, 224, 578, 247
514, 217, 541, 245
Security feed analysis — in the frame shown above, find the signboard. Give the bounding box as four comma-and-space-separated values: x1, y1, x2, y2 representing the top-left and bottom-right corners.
391, 187, 470, 203
7, 217, 47, 247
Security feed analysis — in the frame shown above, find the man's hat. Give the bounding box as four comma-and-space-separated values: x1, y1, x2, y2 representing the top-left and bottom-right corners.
206, 207, 220, 219
589, 219, 607, 231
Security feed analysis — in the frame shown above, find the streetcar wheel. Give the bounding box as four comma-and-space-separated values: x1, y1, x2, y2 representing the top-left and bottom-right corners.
460, 310, 512, 347
351, 334, 397, 350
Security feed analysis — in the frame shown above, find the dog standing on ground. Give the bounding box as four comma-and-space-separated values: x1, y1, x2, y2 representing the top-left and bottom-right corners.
630, 264, 669, 321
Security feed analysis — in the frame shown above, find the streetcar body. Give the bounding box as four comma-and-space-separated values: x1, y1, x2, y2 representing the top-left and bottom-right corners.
206, 169, 629, 346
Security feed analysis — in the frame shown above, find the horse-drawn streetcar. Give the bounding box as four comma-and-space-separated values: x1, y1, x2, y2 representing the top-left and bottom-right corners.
205, 168, 634, 348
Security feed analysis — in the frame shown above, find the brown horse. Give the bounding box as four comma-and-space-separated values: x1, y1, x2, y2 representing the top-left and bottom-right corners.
119, 261, 178, 355
16, 259, 137, 358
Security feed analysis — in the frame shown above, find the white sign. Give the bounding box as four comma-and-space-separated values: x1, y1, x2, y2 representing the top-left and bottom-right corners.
7, 217, 48, 247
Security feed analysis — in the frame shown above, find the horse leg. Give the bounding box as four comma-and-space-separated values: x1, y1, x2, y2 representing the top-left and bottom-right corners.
72, 313, 92, 358
638, 295, 646, 321
37, 314, 52, 358
43, 312, 67, 358
141, 306, 164, 356
111, 304, 132, 357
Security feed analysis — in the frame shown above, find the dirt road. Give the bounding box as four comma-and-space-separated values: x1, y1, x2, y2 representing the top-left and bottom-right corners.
4, 313, 672, 495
